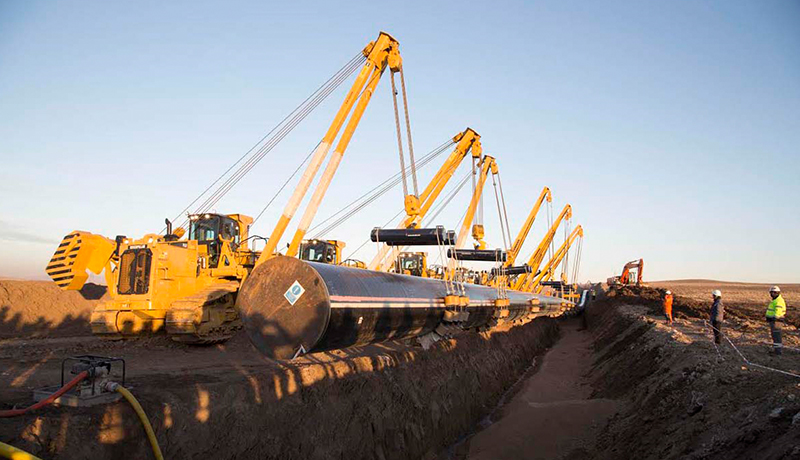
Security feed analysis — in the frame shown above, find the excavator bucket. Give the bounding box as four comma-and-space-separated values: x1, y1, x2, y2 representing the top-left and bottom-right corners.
46, 231, 116, 290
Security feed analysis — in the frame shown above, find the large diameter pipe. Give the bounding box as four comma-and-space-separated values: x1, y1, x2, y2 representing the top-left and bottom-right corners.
237, 256, 565, 359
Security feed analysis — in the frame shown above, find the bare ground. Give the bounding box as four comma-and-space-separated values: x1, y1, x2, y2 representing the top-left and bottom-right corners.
3, 280, 800, 459
0, 278, 560, 460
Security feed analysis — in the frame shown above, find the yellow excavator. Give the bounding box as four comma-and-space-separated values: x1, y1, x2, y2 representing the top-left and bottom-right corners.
46, 31, 405, 343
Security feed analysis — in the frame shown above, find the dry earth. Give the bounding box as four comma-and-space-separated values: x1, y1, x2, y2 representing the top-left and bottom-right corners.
3, 280, 800, 459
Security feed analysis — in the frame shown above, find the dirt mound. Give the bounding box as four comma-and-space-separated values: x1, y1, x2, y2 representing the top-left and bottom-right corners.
650, 281, 800, 328
603, 285, 800, 328
0, 318, 559, 459
0, 280, 107, 339
587, 296, 800, 460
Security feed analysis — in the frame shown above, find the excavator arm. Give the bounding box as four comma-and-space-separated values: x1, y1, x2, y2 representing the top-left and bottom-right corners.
619, 259, 644, 285
368, 128, 482, 271
257, 32, 402, 265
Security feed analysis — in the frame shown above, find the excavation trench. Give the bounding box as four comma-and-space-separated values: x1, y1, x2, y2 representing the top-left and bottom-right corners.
445, 319, 619, 460
1, 316, 561, 459
4, 288, 799, 459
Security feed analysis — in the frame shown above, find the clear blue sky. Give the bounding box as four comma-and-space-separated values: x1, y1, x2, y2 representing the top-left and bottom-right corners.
1, 0, 798, 283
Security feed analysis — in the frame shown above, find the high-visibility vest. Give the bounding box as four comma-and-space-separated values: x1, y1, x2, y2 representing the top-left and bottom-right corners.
766, 295, 786, 319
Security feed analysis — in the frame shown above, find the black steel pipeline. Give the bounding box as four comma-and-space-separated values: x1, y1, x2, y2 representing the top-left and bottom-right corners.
237, 256, 566, 359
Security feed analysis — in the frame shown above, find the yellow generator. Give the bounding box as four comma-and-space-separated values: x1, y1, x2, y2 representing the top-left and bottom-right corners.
47, 214, 258, 343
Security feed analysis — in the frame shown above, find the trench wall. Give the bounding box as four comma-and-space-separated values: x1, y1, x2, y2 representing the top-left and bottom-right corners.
585, 293, 800, 460
1, 319, 558, 459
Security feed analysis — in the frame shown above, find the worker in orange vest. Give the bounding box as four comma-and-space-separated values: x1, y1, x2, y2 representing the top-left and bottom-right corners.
663, 290, 674, 324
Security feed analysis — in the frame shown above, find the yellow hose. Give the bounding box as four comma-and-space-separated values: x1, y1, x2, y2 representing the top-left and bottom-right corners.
113, 385, 164, 460
0, 441, 42, 460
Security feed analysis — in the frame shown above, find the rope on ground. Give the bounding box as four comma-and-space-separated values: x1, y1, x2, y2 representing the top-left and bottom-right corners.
704, 320, 800, 379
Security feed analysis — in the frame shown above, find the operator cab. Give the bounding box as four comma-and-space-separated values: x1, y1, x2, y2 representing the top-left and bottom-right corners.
189, 213, 241, 268
395, 252, 426, 277
299, 239, 342, 265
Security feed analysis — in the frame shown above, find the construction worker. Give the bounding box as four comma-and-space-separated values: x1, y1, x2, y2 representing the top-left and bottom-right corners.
766, 286, 786, 355
710, 290, 723, 344
663, 290, 674, 324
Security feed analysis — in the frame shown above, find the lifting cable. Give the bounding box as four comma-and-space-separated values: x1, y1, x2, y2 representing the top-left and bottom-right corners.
497, 174, 512, 250
345, 208, 405, 261
399, 69, 419, 196
571, 236, 583, 285
188, 55, 364, 222
546, 199, 554, 262
168, 53, 366, 231
562, 219, 571, 280
423, 171, 472, 227
309, 139, 455, 239
349, 169, 470, 265
355, 169, 469, 270
390, 71, 409, 197
390, 67, 418, 199
491, 173, 509, 251
251, 142, 318, 226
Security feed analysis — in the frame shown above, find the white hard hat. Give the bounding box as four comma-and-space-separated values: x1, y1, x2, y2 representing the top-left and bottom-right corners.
712, 290, 722, 297
770, 286, 781, 293
665, 290, 671, 295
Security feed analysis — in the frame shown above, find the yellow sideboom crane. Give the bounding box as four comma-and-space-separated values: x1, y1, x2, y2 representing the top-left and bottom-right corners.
46, 32, 403, 343
442, 155, 499, 282
523, 225, 584, 294
510, 203, 572, 291
369, 128, 482, 272
453, 155, 498, 251
504, 186, 551, 268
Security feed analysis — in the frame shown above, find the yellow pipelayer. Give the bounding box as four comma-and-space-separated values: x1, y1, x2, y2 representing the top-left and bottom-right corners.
45, 32, 403, 343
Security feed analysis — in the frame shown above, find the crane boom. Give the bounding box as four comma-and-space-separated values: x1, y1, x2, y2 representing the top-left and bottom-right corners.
368, 128, 482, 271
511, 204, 572, 291
524, 225, 583, 293
454, 155, 497, 250
258, 32, 401, 264
505, 186, 551, 267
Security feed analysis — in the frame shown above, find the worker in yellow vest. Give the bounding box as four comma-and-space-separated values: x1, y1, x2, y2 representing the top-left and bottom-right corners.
766, 286, 787, 355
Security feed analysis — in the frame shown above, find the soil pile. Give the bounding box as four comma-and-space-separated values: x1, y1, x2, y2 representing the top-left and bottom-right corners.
605, 284, 800, 328
0, 280, 107, 339
650, 280, 800, 328
587, 288, 800, 460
